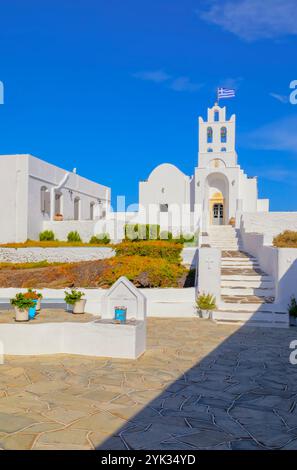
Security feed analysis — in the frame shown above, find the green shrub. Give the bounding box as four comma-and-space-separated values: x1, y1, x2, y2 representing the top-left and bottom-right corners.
115, 240, 182, 263
288, 296, 297, 317
39, 230, 55, 241
64, 289, 85, 305
273, 231, 297, 248
67, 231, 82, 243
89, 233, 111, 245
196, 293, 217, 311
124, 224, 160, 241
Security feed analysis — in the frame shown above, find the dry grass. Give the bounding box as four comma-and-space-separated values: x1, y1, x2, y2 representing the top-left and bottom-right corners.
273, 230, 297, 248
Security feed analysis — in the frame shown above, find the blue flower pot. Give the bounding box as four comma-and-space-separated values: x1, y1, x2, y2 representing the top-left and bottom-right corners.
29, 300, 38, 320
114, 306, 127, 323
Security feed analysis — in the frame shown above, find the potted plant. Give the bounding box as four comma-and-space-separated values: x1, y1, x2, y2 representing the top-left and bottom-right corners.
27, 289, 43, 312
10, 293, 36, 322
23, 290, 39, 319
64, 289, 86, 314
229, 217, 235, 226
54, 213, 63, 221
288, 296, 297, 327
196, 293, 217, 319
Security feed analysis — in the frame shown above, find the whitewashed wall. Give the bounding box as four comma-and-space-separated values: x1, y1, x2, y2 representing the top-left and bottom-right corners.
241, 212, 297, 245
0, 287, 196, 318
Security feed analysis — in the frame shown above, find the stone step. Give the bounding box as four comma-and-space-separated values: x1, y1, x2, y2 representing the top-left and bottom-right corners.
221, 287, 275, 296
221, 261, 260, 268
221, 279, 274, 288
219, 300, 276, 312
212, 310, 288, 327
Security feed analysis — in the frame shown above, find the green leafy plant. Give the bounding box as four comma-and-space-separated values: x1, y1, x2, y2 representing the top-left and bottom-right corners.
39, 230, 55, 241
64, 289, 85, 305
196, 293, 217, 312
89, 233, 111, 245
10, 293, 36, 310
67, 231, 82, 243
288, 296, 297, 318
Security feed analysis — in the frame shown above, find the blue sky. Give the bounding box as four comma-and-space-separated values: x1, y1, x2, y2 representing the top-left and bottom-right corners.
0, 0, 296, 210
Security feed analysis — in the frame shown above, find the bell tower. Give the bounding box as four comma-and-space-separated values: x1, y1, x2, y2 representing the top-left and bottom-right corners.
198, 103, 237, 169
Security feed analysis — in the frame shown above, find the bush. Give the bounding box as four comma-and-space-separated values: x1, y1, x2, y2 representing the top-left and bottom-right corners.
39, 230, 55, 241
67, 231, 82, 243
115, 240, 183, 263
273, 231, 297, 248
288, 296, 297, 317
98, 255, 187, 288
196, 293, 217, 311
89, 233, 111, 245
124, 224, 160, 241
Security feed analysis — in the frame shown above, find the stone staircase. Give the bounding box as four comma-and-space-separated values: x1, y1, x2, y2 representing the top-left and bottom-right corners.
202, 226, 288, 327
207, 225, 243, 251
213, 251, 287, 326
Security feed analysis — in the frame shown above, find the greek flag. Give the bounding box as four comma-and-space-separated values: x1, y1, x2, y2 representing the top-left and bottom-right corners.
217, 87, 235, 100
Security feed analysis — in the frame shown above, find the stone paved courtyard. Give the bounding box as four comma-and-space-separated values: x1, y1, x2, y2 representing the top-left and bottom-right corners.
0, 318, 297, 450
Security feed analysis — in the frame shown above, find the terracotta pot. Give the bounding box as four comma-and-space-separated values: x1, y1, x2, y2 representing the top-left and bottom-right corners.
14, 307, 29, 322
73, 299, 86, 314
54, 214, 63, 221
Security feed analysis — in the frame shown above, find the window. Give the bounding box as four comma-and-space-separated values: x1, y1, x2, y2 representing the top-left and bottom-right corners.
40, 186, 48, 213
221, 126, 227, 143
90, 202, 95, 220
74, 197, 80, 220
214, 110, 219, 122
221, 147, 227, 152
207, 127, 213, 143
207, 148, 213, 152
160, 204, 168, 213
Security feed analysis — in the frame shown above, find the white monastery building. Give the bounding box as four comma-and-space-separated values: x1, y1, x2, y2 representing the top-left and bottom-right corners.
139, 103, 269, 232
0, 154, 110, 243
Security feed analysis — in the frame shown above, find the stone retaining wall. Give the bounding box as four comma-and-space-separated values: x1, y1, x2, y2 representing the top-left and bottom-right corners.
0, 247, 115, 263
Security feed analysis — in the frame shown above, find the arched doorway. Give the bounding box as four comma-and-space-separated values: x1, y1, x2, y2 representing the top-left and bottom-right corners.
206, 173, 229, 226
210, 192, 224, 225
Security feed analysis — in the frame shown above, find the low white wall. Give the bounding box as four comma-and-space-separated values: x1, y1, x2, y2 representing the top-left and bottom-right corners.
241, 229, 297, 310
0, 247, 115, 263
43, 220, 100, 243
197, 248, 221, 303
0, 321, 146, 359
240, 231, 278, 278
0, 287, 196, 318
241, 212, 297, 245
276, 248, 297, 308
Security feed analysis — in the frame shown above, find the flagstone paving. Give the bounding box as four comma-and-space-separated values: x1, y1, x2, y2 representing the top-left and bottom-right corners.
0, 318, 297, 450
